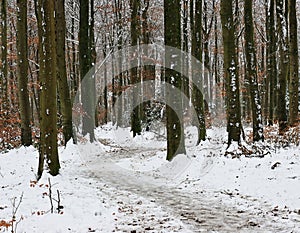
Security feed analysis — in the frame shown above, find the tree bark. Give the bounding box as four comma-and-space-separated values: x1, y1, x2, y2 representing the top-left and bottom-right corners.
38, 0, 60, 178
16, 0, 32, 146
276, 0, 288, 134
288, 0, 299, 125
191, 0, 206, 144
266, 0, 277, 126
0, 0, 8, 110
164, 0, 186, 160
55, 0, 73, 145
244, 0, 264, 141
130, 0, 142, 137
79, 0, 95, 142
220, 0, 242, 145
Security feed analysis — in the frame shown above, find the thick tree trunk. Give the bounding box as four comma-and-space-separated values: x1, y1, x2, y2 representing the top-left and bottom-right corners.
16, 0, 32, 146
164, 0, 186, 160
38, 0, 60, 177
244, 0, 264, 141
220, 0, 242, 145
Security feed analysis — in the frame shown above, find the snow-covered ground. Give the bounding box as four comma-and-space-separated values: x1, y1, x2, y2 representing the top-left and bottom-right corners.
0, 124, 299, 232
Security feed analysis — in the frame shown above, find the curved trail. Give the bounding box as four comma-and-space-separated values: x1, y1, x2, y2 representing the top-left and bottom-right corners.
83, 142, 299, 232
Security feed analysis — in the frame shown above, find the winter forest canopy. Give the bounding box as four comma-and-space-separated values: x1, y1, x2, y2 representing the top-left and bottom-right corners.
0, 0, 299, 177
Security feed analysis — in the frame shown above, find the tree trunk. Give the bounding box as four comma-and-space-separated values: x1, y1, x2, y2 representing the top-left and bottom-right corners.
79, 0, 95, 142
244, 0, 264, 141
38, 0, 60, 178
16, 0, 32, 146
164, 0, 186, 160
55, 0, 73, 145
266, 0, 277, 126
276, 0, 288, 133
220, 0, 242, 145
0, 0, 8, 110
191, 0, 206, 144
130, 0, 142, 137
35, 0, 46, 178
141, 0, 155, 131
288, 0, 299, 126
182, 0, 190, 107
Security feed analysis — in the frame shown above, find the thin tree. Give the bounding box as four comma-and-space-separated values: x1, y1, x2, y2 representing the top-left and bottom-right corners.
191, 0, 206, 144
220, 0, 242, 145
79, 0, 95, 142
0, 0, 8, 109
55, 0, 73, 145
16, 0, 32, 146
164, 0, 186, 160
288, 0, 299, 126
266, 0, 277, 125
244, 0, 264, 141
276, 0, 288, 133
130, 0, 142, 137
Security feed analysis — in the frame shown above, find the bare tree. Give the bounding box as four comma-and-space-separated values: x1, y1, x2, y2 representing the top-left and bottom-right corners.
16, 0, 32, 146
220, 0, 242, 145
164, 0, 186, 160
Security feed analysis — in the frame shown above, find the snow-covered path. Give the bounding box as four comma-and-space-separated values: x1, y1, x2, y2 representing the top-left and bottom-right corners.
1, 125, 299, 232
84, 140, 299, 233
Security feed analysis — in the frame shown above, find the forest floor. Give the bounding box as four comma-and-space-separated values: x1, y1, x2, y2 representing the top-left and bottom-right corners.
0, 124, 300, 232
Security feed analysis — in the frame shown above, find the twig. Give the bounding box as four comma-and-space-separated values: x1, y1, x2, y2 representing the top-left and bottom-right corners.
48, 178, 54, 213
56, 190, 63, 213
11, 192, 24, 233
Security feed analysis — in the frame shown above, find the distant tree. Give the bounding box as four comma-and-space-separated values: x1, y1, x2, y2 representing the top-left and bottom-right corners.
288, 0, 299, 126
244, 0, 264, 141
276, 0, 288, 134
16, 0, 32, 146
114, 0, 124, 128
164, 0, 186, 160
220, 0, 242, 145
55, 0, 73, 145
0, 0, 8, 109
266, 0, 277, 126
